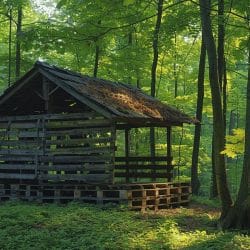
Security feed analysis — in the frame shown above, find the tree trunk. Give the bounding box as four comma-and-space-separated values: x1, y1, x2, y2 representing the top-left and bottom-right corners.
221, 38, 250, 230
191, 36, 206, 195
151, 0, 163, 98
15, 5, 22, 79
93, 44, 100, 77
150, 0, 163, 165
199, 0, 232, 217
210, 136, 219, 198
8, 7, 12, 87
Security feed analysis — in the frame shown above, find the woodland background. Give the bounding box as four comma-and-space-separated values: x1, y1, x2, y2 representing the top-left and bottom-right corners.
0, 0, 249, 237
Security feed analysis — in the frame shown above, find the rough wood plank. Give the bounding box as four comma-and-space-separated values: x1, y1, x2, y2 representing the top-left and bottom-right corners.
0, 173, 36, 179
46, 119, 111, 129
40, 155, 112, 163
46, 137, 112, 146
0, 112, 98, 122
38, 164, 110, 171
45, 146, 112, 155
39, 173, 111, 182
0, 164, 36, 170
115, 164, 174, 170
115, 156, 169, 162
114, 172, 172, 179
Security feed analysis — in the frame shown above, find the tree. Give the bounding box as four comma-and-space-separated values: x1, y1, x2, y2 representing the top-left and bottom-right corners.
15, 4, 22, 79
150, 0, 163, 167
199, 0, 232, 217
191, 35, 206, 195
221, 37, 250, 229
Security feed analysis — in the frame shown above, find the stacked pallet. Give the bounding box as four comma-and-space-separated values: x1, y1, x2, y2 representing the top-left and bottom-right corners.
0, 182, 191, 210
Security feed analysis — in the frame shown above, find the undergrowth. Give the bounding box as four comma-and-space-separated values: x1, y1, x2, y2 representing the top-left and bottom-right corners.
0, 199, 249, 250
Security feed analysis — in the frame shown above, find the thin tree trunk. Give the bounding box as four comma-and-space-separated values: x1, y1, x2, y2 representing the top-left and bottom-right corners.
8, 7, 12, 87
150, 0, 163, 164
174, 33, 178, 98
199, 0, 232, 218
93, 44, 100, 77
15, 5, 22, 79
210, 136, 219, 198
151, 0, 163, 98
191, 36, 206, 195
221, 38, 250, 229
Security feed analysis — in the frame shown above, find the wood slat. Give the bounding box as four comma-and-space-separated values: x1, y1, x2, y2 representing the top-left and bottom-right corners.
0, 164, 36, 170
46, 119, 111, 129
114, 172, 172, 179
39, 173, 111, 182
115, 164, 174, 170
0, 149, 43, 156
45, 127, 112, 137
45, 137, 112, 146
0, 112, 99, 122
0, 140, 41, 147
40, 155, 112, 163
45, 146, 112, 155
38, 164, 110, 171
115, 156, 169, 162
0, 155, 36, 161
0, 173, 36, 179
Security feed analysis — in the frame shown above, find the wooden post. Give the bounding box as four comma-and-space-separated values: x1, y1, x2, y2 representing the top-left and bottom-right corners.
167, 126, 172, 182
125, 128, 130, 183
42, 78, 49, 113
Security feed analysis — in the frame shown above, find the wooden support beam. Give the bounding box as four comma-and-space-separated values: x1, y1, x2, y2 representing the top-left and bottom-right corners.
167, 126, 172, 182
125, 128, 130, 183
42, 77, 49, 112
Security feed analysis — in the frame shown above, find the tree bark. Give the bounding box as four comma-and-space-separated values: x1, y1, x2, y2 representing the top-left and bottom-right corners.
221, 38, 250, 230
93, 44, 100, 77
8, 7, 12, 87
199, 0, 232, 217
151, 0, 163, 98
15, 5, 22, 79
191, 36, 206, 195
150, 0, 163, 163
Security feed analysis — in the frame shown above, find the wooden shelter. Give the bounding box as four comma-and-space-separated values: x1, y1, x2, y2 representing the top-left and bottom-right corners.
0, 61, 196, 209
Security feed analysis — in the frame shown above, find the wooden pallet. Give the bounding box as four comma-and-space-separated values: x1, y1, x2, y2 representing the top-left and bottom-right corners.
0, 182, 191, 210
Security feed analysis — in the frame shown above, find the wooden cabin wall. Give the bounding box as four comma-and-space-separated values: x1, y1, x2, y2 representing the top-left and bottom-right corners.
0, 113, 115, 184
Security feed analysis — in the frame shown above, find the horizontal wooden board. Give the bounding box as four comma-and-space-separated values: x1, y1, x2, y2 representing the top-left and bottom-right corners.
115, 164, 173, 170
46, 119, 111, 129
0, 112, 99, 122
114, 172, 172, 179
38, 173, 111, 182
0, 164, 37, 170
38, 164, 111, 171
115, 156, 169, 162
0, 173, 36, 180
46, 127, 112, 137
40, 155, 112, 163
0, 140, 41, 147
45, 137, 112, 146
45, 146, 112, 155
0, 155, 36, 161
0, 149, 43, 156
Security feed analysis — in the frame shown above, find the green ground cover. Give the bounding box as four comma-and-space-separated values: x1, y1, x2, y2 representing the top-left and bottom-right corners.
0, 198, 249, 250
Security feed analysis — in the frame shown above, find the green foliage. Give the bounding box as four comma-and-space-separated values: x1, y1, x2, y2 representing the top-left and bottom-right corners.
0, 201, 249, 249
221, 129, 245, 158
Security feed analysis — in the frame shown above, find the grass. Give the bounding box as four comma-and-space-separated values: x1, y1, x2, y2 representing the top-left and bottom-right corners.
0, 198, 249, 250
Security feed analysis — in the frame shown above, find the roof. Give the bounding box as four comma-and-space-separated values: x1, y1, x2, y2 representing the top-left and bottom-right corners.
0, 61, 197, 126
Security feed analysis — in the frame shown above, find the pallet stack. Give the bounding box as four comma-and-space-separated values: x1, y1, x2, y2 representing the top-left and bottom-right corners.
0, 182, 191, 211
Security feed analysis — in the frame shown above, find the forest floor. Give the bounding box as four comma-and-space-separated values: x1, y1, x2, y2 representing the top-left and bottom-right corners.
0, 197, 249, 250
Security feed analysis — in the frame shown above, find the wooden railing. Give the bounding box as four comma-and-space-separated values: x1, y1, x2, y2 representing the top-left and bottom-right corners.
114, 156, 173, 182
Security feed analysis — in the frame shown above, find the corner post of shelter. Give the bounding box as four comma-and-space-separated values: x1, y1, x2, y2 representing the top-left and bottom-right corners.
42, 77, 50, 113
125, 128, 130, 183
167, 126, 172, 182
